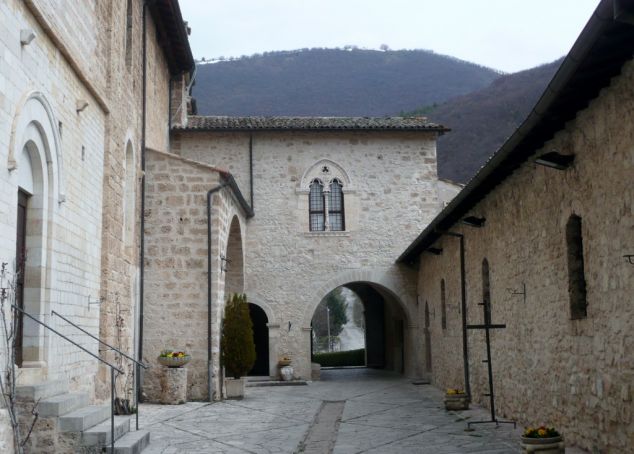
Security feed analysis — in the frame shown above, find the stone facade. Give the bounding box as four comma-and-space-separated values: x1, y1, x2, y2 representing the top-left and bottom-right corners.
142, 150, 248, 401
0, 0, 192, 448
414, 58, 634, 451
0, 0, 108, 396
167, 129, 457, 390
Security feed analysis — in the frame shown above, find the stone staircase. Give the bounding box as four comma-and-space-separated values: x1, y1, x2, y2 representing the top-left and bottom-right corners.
16, 379, 150, 453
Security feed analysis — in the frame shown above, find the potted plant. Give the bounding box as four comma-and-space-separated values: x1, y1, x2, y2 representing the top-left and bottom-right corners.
157, 350, 191, 368
221, 293, 256, 399
278, 355, 293, 381
443, 388, 469, 411
521, 426, 564, 453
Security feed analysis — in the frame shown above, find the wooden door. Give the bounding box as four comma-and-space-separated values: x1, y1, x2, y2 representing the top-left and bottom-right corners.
15, 191, 28, 367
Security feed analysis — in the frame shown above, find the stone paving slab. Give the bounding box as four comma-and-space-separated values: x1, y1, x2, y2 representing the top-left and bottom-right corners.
138, 369, 583, 454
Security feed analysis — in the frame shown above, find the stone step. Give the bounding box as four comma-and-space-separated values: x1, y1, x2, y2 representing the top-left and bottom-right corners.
38, 392, 90, 417
59, 405, 110, 432
16, 379, 68, 401
105, 430, 150, 454
82, 416, 131, 447
246, 379, 308, 387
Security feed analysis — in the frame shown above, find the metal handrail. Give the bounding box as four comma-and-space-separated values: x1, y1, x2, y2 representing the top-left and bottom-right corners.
50, 309, 147, 432
51, 310, 147, 369
12, 305, 119, 452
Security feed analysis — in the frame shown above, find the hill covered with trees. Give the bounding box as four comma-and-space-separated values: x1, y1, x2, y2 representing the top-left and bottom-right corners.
192, 49, 562, 183
412, 59, 563, 182
193, 48, 501, 116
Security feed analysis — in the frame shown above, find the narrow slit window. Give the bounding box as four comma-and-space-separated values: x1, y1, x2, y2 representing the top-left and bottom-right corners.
329, 179, 345, 231
309, 180, 325, 231
566, 215, 587, 319
441, 279, 447, 329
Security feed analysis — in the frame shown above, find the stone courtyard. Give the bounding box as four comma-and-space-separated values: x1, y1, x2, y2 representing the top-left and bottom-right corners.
139, 369, 532, 454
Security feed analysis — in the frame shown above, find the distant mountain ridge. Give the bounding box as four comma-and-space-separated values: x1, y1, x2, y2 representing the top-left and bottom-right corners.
418, 59, 563, 182
191, 49, 562, 183
193, 48, 501, 116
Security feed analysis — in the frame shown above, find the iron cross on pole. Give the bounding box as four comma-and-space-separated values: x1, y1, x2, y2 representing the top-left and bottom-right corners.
465, 295, 516, 430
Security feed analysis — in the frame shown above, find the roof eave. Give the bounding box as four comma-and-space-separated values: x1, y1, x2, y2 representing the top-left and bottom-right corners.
397, 0, 634, 265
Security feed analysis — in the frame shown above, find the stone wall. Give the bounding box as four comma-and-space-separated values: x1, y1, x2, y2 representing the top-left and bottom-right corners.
416, 59, 634, 451
1, 0, 177, 428
143, 149, 247, 401
0, 0, 107, 403
171, 130, 447, 379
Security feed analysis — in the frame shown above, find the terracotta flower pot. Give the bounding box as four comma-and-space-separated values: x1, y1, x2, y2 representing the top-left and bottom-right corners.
157, 354, 191, 368
520, 435, 564, 453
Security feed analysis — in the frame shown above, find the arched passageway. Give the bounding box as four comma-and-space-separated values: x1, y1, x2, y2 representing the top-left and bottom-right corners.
248, 304, 269, 376
224, 216, 244, 296
311, 282, 408, 374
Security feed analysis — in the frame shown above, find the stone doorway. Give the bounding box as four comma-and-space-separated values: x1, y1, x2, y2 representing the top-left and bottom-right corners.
310, 282, 409, 374
247, 303, 269, 376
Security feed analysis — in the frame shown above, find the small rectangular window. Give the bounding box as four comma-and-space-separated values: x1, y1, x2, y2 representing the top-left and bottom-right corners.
567, 215, 587, 319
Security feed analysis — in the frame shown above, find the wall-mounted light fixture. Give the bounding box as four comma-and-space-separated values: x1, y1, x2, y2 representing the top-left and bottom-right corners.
20, 29, 36, 46
462, 216, 486, 228
535, 151, 575, 170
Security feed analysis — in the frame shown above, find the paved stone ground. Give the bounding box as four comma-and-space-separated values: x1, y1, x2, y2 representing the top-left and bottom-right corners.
137, 369, 531, 453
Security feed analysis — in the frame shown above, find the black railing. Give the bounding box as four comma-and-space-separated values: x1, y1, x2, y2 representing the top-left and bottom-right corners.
50, 310, 148, 432
12, 305, 122, 452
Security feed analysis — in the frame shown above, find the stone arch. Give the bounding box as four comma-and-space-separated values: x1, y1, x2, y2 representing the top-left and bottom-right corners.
9, 91, 64, 204
245, 297, 279, 378
303, 269, 416, 375
245, 296, 277, 325
302, 269, 413, 328
299, 158, 353, 191
11, 93, 62, 369
224, 215, 244, 296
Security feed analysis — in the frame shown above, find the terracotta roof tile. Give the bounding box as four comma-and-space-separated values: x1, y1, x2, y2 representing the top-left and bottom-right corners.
175, 116, 448, 132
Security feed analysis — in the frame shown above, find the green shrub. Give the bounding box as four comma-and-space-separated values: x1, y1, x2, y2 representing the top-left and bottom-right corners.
221, 293, 256, 378
312, 349, 365, 367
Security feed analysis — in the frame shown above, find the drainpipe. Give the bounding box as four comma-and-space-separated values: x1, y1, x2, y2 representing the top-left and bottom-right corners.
249, 134, 254, 210
441, 231, 471, 399
137, 0, 148, 402
207, 182, 229, 402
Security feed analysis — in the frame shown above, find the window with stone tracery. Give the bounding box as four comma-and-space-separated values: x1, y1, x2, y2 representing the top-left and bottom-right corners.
301, 159, 352, 233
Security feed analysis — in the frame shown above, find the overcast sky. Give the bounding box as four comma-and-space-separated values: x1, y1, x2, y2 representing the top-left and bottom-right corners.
179, 0, 600, 73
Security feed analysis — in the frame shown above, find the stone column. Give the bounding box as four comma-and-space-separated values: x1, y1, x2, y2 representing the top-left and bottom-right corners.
267, 323, 280, 378
160, 367, 188, 404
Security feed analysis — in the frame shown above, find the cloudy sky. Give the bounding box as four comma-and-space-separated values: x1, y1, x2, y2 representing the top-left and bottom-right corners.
179, 0, 600, 73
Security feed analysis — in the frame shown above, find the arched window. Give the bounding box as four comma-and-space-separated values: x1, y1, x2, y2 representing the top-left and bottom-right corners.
329, 179, 345, 231
440, 279, 447, 329
309, 179, 325, 231
482, 259, 491, 324
301, 160, 351, 233
566, 214, 587, 319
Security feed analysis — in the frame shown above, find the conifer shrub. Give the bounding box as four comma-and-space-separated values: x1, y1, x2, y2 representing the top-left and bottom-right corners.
221, 293, 256, 379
